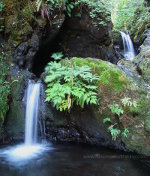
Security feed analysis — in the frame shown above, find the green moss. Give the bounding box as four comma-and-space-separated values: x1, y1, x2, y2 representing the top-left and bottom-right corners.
4, 0, 35, 43
133, 46, 150, 84
133, 22, 147, 43
5, 72, 26, 137
66, 57, 128, 92
0, 56, 10, 133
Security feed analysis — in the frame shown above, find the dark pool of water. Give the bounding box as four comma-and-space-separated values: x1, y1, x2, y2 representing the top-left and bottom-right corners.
0, 143, 150, 176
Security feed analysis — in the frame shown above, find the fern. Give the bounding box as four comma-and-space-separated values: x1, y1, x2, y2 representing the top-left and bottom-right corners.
121, 97, 137, 108
36, 0, 42, 11
108, 104, 124, 116
122, 128, 129, 138
103, 117, 111, 124
51, 52, 64, 61
0, 56, 10, 123
45, 61, 99, 111
108, 125, 120, 140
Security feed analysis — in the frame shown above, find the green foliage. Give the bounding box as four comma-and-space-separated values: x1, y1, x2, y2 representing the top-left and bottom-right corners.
108, 104, 124, 116
121, 97, 137, 108
51, 52, 64, 61
36, 0, 42, 11
76, 0, 111, 26
36, 0, 110, 26
0, 1, 2, 11
0, 56, 10, 124
0, 1, 4, 32
108, 125, 120, 141
103, 117, 129, 140
111, 0, 149, 32
36, 0, 75, 17
45, 61, 99, 111
122, 128, 129, 138
64, 0, 75, 17
69, 57, 127, 92
103, 117, 111, 124
103, 103, 131, 140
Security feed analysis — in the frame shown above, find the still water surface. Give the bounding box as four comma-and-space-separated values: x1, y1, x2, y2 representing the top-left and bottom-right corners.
0, 143, 149, 176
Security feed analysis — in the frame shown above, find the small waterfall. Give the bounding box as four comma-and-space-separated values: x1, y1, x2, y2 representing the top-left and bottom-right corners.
120, 31, 135, 61
25, 81, 41, 145
0, 80, 51, 164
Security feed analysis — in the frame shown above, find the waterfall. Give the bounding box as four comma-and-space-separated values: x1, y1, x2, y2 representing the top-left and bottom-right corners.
120, 31, 135, 61
25, 81, 41, 145
0, 80, 51, 164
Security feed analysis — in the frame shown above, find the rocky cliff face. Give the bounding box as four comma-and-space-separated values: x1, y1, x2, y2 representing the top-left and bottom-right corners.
133, 29, 150, 85
3, 0, 118, 76
55, 6, 118, 63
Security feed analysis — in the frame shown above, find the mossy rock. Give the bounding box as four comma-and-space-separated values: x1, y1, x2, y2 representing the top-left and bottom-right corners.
133, 45, 150, 84
4, 0, 36, 42
133, 21, 147, 44
5, 66, 34, 141
145, 112, 150, 132
62, 57, 128, 92
5, 74, 25, 138
60, 57, 150, 155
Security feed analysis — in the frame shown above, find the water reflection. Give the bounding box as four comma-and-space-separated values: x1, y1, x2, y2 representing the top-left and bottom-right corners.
0, 144, 149, 176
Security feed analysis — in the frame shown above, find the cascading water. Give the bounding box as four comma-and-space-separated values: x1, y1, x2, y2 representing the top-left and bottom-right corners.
0, 80, 50, 165
25, 81, 40, 145
120, 31, 135, 61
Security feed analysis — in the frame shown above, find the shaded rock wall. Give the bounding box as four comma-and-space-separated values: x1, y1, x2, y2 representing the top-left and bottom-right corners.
53, 7, 118, 64
4, 66, 35, 142
133, 29, 150, 84
3, 0, 118, 76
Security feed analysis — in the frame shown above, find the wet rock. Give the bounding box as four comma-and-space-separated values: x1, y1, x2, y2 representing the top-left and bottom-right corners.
44, 58, 150, 155
5, 66, 35, 142
58, 7, 118, 64
133, 29, 150, 84
16, 42, 29, 56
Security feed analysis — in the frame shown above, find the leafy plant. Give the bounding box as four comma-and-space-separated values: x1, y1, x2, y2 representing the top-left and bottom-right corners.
122, 128, 129, 138
108, 125, 120, 140
103, 117, 112, 124
0, 56, 10, 124
36, 0, 110, 26
0, 1, 4, 32
45, 60, 100, 111
111, 0, 149, 33
76, 0, 111, 26
64, 0, 75, 17
0, 1, 2, 12
36, 0, 75, 17
51, 52, 64, 61
36, 0, 42, 11
108, 104, 124, 116
103, 117, 129, 140
104, 103, 129, 140
121, 97, 137, 107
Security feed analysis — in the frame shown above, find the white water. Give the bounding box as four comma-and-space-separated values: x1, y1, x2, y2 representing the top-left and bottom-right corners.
0, 80, 51, 166
120, 31, 135, 61
25, 81, 40, 145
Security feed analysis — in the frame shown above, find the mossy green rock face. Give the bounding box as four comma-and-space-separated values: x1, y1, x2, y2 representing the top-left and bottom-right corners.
5, 66, 34, 141
6, 75, 25, 139
145, 111, 150, 132
60, 57, 150, 155
4, 0, 35, 40
133, 45, 150, 84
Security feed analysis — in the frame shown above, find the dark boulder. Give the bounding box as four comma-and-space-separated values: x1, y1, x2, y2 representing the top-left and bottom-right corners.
57, 7, 118, 63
